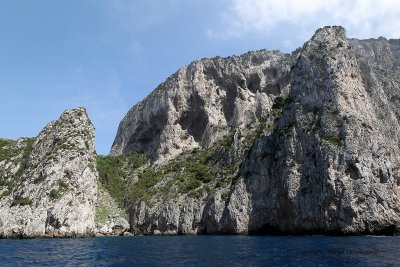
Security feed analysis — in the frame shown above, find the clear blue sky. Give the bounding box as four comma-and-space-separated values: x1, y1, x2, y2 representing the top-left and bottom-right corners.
0, 0, 398, 155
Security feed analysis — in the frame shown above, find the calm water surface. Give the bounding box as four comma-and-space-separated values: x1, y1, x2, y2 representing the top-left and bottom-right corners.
0, 236, 399, 266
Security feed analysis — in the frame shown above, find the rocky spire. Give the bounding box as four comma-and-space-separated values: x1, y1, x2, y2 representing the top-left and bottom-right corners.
0, 107, 98, 238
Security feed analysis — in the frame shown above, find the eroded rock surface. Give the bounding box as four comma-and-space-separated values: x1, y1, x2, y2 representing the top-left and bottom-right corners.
111, 49, 292, 163
95, 183, 129, 236
243, 26, 400, 234
113, 26, 400, 235
0, 107, 98, 238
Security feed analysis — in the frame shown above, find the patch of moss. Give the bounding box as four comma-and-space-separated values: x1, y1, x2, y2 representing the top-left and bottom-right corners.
11, 197, 33, 207
279, 122, 295, 136
49, 189, 60, 199
322, 135, 345, 146
49, 179, 70, 199
216, 133, 234, 148
95, 203, 113, 224
57, 179, 69, 190
361, 122, 373, 130
272, 96, 290, 109
0, 189, 10, 201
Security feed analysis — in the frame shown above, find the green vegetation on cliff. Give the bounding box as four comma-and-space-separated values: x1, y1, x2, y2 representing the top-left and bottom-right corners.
49, 179, 70, 200
96, 153, 149, 208
97, 116, 273, 209
0, 139, 15, 162
0, 138, 35, 200
10, 196, 33, 207
123, 124, 269, 206
95, 133, 240, 207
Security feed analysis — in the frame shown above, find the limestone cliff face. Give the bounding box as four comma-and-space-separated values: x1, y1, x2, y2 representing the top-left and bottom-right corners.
0, 107, 98, 238
113, 26, 400, 235
242, 26, 400, 234
111, 50, 292, 163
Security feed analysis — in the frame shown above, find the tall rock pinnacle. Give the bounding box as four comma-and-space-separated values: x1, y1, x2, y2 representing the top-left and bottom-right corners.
0, 107, 98, 238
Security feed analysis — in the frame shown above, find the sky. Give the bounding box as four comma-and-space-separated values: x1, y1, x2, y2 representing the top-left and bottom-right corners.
0, 0, 399, 155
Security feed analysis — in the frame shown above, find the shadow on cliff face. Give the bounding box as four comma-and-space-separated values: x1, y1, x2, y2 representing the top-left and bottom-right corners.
243, 126, 400, 235
243, 74, 348, 235
178, 91, 208, 143
202, 62, 288, 126
113, 27, 400, 236
243, 27, 400, 236
125, 111, 168, 160
201, 65, 238, 124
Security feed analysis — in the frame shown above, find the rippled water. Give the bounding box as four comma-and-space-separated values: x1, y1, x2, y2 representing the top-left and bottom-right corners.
0, 236, 399, 266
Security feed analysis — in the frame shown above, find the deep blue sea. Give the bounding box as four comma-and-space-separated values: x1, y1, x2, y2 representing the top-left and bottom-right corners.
0, 236, 399, 266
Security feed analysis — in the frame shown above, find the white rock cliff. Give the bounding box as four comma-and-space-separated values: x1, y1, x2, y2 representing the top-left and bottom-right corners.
0, 107, 98, 238
113, 26, 400, 235
1, 26, 399, 237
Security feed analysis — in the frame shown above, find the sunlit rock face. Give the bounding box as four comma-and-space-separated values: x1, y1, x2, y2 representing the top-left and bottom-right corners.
0, 107, 98, 238
110, 49, 292, 164
242, 26, 400, 234
112, 26, 399, 235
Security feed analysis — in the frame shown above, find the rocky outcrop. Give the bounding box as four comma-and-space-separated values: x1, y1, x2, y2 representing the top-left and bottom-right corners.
242, 26, 400, 234
113, 26, 400, 235
95, 183, 129, 236
0, 107, 98, 238
111, 49, 292, 163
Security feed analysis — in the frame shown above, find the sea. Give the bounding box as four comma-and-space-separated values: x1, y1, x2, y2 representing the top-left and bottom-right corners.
0, 235, 399, 266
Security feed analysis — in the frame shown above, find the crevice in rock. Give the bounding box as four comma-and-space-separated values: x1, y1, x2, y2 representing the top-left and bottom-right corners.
178, 91, 208, 142
345, 163, 361, 180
